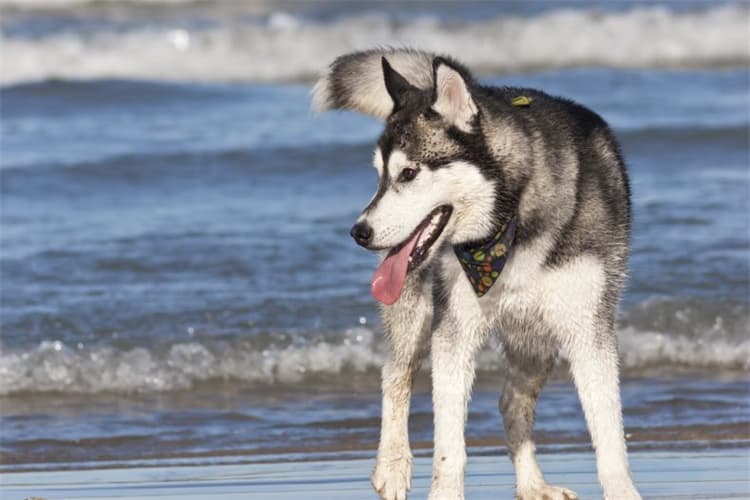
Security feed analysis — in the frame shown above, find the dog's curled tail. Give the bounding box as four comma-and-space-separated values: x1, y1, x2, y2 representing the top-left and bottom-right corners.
311, 48, 436, 120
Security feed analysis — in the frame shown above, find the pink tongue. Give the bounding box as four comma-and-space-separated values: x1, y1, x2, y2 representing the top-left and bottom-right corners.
371, 229, 423, 305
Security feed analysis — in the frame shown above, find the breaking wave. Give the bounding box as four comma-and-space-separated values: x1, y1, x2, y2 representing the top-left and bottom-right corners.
1, 3, 748, 85
1, 301, 747, 395
0, 328, 386, 395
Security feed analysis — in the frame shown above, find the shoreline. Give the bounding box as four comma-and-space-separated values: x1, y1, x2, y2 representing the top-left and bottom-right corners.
5, 449, 749, 500
4, 436, 749, 474
3, 376, 748, 473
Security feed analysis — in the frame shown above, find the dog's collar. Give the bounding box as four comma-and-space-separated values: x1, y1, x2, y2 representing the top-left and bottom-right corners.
453, 216, 517, 297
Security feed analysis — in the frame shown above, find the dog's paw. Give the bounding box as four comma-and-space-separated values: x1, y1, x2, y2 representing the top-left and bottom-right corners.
371, 452, 412, 500
603, 481, 641, 500
427, 486, 464, 500
516, 484, 578, 500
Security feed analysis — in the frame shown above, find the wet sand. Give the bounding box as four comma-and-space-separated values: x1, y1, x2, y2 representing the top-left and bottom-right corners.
7, 449, 749, 499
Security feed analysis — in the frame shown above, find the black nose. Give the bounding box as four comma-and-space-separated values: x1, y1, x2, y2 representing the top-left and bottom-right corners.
350, 222, 373, 247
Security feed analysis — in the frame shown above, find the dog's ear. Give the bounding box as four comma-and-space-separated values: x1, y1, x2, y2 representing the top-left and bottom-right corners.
381, 57, 419, 112
312, 49, 434, 120
431, 58, 478, 132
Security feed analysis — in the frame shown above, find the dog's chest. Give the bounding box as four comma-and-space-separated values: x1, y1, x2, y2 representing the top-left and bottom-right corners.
437, 249, 543, 335
441, 242, 589, 350
435, 242, 606, 354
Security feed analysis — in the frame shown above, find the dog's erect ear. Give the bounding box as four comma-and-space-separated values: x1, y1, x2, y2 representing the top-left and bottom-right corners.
382, 57, 419, 112
312, 48, 435, 120
431, 59, 478, 132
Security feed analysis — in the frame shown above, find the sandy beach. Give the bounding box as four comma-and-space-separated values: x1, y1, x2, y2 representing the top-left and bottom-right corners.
6, 449, 749, 499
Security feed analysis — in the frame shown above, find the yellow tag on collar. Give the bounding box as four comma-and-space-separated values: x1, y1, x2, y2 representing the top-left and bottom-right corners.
511, 96, 532, 106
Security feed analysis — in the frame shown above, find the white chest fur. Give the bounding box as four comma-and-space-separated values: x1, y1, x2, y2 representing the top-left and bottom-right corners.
435, 238, 606, 356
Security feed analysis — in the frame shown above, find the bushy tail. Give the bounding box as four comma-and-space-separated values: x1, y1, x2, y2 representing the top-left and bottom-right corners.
311, 48, 437, 120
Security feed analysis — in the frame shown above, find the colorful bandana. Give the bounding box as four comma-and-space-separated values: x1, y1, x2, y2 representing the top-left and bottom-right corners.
453, 217, 517, 297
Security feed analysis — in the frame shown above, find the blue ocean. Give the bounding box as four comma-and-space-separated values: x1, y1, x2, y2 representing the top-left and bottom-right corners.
0, 0, 748, 471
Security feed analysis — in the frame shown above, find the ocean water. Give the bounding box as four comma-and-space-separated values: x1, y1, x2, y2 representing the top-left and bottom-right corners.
1, 0, 749, 471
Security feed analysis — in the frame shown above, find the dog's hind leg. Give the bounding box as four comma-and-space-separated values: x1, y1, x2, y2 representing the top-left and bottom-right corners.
501, 347, 577, 500
567, 320, 640, 500
371, 282, 433, 500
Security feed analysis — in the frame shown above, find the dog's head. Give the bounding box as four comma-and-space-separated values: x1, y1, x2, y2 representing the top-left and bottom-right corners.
313, 50, 502, 304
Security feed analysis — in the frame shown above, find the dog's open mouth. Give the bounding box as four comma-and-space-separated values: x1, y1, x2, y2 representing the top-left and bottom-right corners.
371, 205, 453, 305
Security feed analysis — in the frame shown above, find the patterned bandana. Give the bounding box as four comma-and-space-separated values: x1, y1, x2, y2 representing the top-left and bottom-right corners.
453, 217, 517, 297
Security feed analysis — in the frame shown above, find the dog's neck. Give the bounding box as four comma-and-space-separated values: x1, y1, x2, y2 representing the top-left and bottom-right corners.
452, 216, 517, 297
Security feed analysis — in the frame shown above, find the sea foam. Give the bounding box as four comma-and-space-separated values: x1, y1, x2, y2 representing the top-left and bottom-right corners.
1, 310, 747, 395
1, 3, 748, 85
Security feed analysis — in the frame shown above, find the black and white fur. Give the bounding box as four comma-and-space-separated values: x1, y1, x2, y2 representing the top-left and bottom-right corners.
313, 48, 640, 500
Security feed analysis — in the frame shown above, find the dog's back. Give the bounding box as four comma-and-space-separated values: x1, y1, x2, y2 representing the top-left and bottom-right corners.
476, 85, 632, 299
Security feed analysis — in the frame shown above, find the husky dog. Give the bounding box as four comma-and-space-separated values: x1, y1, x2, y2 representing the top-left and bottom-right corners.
313, 49, 640, 500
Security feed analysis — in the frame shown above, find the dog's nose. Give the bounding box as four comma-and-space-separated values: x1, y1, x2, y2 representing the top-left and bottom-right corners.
350, 222, 373, 247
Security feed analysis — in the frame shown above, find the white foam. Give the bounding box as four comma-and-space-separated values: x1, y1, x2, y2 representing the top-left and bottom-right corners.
618, 327, 750, 371
1, 4, 748, 86
0, 329, 385, 395
1, 317, 748, 395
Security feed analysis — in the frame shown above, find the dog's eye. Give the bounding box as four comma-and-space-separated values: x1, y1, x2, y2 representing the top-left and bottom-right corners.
399, 168, 418, 182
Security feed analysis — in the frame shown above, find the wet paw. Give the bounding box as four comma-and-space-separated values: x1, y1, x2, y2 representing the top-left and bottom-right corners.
603, 482, 641, 500
371, 452, 412, 500
517, 484, 578, 500
428, 486, 464, 500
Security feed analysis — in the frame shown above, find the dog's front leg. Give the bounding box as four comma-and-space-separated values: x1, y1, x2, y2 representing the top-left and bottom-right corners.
372, 282, 433, 500
428, 318, 484, 500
